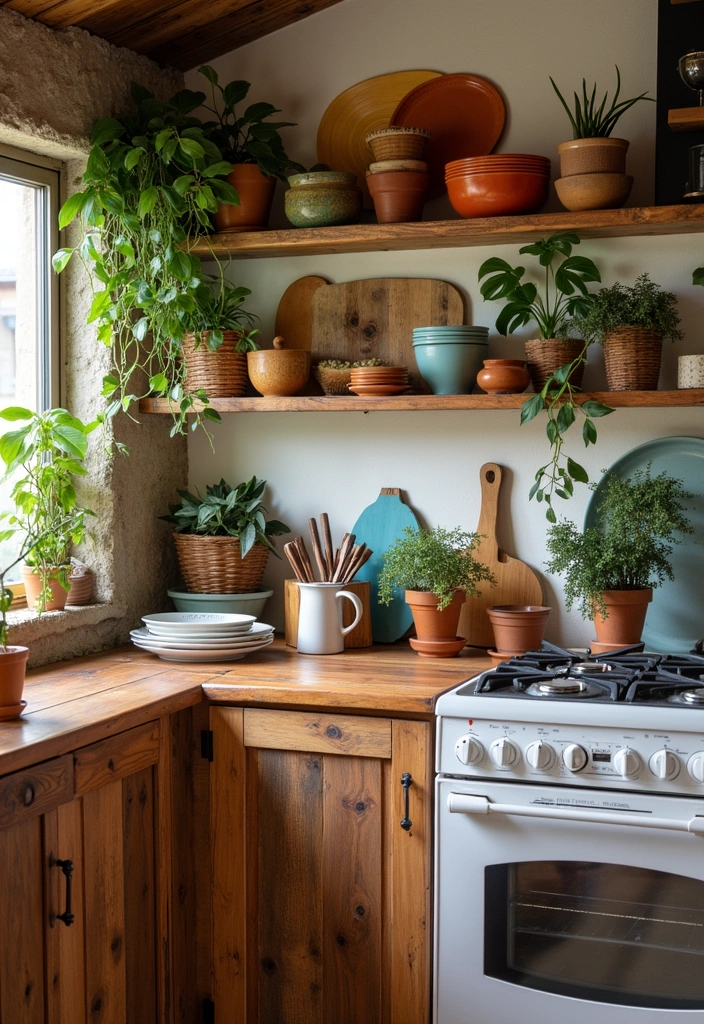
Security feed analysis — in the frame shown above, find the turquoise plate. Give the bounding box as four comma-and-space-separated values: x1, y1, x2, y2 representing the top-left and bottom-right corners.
584, 436, 704, 655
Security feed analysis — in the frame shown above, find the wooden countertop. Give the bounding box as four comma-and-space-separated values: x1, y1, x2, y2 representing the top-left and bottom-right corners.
0, 640, 492, 776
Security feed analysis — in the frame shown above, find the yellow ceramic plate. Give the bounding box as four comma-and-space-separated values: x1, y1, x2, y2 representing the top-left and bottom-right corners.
317, 70, 442, 208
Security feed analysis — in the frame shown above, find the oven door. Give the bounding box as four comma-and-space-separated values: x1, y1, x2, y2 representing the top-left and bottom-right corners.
434, 777, 704, 1023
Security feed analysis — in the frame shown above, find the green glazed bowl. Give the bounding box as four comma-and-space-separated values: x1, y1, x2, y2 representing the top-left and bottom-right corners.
285, 171, 362, 228
167, 588, 273, 618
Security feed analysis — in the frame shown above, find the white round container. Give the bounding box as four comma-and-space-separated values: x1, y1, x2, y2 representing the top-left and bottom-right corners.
678, 354, 704, 389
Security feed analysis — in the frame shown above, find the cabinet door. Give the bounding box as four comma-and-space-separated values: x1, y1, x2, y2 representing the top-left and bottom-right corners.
211, 707, 432, 1024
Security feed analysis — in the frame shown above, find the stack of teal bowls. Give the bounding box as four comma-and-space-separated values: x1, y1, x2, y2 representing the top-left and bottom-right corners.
412, 325, 489, 395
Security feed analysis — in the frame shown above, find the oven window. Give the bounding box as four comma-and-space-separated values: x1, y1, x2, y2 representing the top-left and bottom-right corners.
485, 861, 704, 1009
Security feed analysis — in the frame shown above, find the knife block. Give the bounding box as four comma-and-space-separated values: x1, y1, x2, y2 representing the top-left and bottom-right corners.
284, 579, 373, 648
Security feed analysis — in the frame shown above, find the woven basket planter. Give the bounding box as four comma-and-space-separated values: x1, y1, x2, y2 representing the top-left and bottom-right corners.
524, 338, 586, 392
313, 365, 353, 395
603, 328, 662, 391
182, 331, 248, 397
173, 534, 270, 594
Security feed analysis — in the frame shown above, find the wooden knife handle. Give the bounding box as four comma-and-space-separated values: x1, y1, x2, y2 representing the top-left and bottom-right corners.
476, 463, 502, 553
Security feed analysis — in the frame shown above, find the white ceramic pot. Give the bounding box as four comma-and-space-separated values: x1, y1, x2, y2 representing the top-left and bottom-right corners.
678, 354, 704, 389
297, 582, 363, 655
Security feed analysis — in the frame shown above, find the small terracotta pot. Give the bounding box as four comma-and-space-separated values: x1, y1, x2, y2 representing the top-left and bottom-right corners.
20, 566, 69, 612
593, 589, 653, 646
367, 170, 430, 224
557, 137, 629, 178
476, 359, 531, 394
524, 338, 585, 392
214, 164, 277, 232
405, 589, 466, 642
0, 646, 28, 709
487, 605, 552, 654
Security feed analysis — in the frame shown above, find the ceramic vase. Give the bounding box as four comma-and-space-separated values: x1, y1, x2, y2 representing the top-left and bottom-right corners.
476, 359, 530, 394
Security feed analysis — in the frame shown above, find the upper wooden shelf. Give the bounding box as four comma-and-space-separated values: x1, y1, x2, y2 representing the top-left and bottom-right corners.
668, 108, 704, 133
188, 204, 704, 260
139, 389, 704, 415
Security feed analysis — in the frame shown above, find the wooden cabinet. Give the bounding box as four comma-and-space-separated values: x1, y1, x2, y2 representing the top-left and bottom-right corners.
210, 706, 433, 1024
0, 718, 172, 1024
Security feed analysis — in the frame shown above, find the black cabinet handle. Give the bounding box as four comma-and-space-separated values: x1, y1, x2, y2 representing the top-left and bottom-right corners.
50, 855, 74, 927
400, 772, 413, 831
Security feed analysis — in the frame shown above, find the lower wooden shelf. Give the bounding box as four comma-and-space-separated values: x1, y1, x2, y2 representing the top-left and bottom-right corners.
668, 107, 704, 133
139, 389, 704, 414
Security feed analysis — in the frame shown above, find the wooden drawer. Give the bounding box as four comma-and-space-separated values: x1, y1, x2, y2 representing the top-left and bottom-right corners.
243, 708, 392, 758
0, 754, 74, 830
74, 720, 160, 795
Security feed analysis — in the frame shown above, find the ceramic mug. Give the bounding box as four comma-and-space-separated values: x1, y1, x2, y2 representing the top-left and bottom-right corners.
297, 582, 363, 655
678, 354, 704, 388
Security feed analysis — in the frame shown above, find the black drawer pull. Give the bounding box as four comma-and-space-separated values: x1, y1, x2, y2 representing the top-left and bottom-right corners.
400, 772, 413, 831
50, 856, 74, 927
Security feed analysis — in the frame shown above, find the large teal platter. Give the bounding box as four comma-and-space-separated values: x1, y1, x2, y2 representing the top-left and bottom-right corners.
584, 436, 704, 655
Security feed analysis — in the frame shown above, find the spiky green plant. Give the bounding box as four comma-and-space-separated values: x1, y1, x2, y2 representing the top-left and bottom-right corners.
550, 66, 654, 139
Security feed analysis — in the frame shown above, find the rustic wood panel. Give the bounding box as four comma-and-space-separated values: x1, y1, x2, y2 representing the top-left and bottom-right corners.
100, 0, 255, 49
0, 754, 73, 830
257, 748, 324, 1024
244, 709, 392, 758
322, 755, 382, 1023
245, 747, 259, 1024
82, 780, 127, 1024
155, 715, 173, 1024
668, 107, 704, 132
0, 817, 46, 1024
74, 721, 160, 796
122, 767, 157, 1024
46, 800, 87, 1024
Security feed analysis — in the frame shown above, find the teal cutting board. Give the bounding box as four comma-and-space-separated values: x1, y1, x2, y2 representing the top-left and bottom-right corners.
351, 488, 419, 643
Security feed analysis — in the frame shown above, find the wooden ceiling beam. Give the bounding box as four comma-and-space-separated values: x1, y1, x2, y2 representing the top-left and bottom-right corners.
44, 0, 166, 31
3, 0, 68, 19
101, 0, 254, 53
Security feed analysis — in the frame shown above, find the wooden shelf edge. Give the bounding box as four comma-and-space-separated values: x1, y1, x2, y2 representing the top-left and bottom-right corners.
186, 205, 704, 259
668, 108, 704, 133
139, 389, 704, 415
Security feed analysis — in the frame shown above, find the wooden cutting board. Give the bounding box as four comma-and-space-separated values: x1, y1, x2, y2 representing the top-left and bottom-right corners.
351, 488, 420, 643
311, 278, 465, 393
274, 275, 328, 351
458, 463, 544, 649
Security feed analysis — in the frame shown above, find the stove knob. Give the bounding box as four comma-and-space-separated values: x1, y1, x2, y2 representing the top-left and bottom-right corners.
688, 752, 704, 784
649, 749, 680, 781
490, 737, 520, 769
613, 747, 641, 779
525, 740, 556, 771
562, 743, 588, 773
455, 734, 484, 766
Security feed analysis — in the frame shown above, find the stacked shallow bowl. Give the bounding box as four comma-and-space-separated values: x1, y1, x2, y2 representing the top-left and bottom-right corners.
412, 326, 488, 395
348, 365, 409, 395
130, 612, 275, 663
445, 154, 551, 218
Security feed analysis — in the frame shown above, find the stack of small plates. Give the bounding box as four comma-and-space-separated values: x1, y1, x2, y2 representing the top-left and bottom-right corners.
130, 612, 275, 663
347, 365, 409, 396
412, 325, 489, 348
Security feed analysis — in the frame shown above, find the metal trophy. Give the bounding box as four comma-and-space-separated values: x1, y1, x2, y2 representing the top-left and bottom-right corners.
679, 51, 704, 106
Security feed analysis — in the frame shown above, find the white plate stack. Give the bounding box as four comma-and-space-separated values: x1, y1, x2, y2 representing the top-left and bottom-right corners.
130, 612, 275, 662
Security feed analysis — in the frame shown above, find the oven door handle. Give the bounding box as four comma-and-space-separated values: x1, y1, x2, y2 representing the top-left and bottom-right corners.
447, 793, 704, 835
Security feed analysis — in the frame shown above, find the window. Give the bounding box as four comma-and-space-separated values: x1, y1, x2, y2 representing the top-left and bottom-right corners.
0, 148, 60, 590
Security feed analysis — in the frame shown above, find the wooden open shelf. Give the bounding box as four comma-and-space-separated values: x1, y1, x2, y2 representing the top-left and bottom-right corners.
668, 108, 704, 132
139, 389, 704, 415
188, 204, 704, 260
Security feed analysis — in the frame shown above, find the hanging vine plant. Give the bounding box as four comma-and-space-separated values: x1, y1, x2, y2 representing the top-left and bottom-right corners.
53, 82, 241, 444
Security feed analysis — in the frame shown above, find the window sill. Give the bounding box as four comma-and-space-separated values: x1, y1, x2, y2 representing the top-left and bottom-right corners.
8, 602, 127, 664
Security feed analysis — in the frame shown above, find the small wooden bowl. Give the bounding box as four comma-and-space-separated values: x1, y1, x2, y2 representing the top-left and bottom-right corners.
247, 337, 310, 397
554, 172, 633, 212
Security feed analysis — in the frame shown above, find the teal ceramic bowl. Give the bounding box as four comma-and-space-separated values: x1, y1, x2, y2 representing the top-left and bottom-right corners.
168, 588, 273, 618
413, 342, 486, 395
413, 337, 488, 345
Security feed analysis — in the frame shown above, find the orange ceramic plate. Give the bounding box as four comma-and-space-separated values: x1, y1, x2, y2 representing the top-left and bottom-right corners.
391, 73, 506, 198
317, 70, 442, 208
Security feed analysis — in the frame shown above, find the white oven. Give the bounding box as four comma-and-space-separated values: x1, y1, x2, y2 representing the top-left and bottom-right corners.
434, 775, 704, 1022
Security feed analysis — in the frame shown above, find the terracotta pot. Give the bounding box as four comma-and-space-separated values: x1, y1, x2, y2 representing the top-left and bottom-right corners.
592, 589, 653, 646
524, 338, 585, 392
487, 605, 552, 654
214, 164, 277, 232
0, 646, 28, 710
405, 589, 466, 642
367, 170, 430, 224
557, 137, 629, 177
476, 359, 530, 394
20, 566, 69, 612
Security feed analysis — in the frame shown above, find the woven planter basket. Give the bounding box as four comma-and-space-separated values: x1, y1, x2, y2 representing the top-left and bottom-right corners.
524, 338, 586, 392
182, 331, 248, 397
174, 534, 269, 594
603, 328, 662, 391
313, 366, 353, 395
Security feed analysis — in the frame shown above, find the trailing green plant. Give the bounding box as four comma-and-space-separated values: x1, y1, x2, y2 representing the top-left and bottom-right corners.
549, 65, 654, 139
0, 408, 96, 612
545, 467, 692, 619
198, 65, 302, 180
571, 273, 684, 343
161, 477, 290, 558
377, 526, 495, 611
182, 272, 260, 353
53, 82, 242, 443
479, 233, 611, 520
694, 264, 704, 287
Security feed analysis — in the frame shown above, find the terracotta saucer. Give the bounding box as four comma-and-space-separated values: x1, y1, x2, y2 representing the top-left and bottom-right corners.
589, 640, 645, 655
409, 636, 467, 658
487, 648, 526, 665
348, 384, 410, 396
0, 699, 27, 721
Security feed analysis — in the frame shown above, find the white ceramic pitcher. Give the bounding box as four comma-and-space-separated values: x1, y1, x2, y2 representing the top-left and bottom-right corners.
297, 582, 363, 655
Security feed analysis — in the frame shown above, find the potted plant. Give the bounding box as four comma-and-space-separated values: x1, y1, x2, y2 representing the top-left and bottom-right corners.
198, 65, 302, 232
0, 544, 32, 714
545, 467, 692, 650
161, 476, 290, 595
570, 273, 683, 391
0, 408, 95, 612
378, 526, 494, 656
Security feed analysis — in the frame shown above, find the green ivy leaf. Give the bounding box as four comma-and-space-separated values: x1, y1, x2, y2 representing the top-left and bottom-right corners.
58, 191, 87, 229
580, 400, 614, 418
583, 418, 597, 445
566, 458, 589, 483
52, 248, 73, 273
520, 393, 544, 424
179, 137, 205, 160
137, 186, 159, 218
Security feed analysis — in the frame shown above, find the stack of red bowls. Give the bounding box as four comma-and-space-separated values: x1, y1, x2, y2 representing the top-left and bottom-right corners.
445, 154, 551, 218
